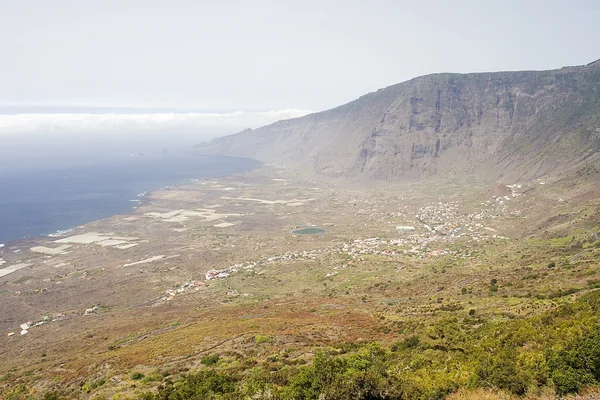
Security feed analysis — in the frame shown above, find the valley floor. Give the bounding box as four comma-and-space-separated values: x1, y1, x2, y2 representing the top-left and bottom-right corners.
1, 163, 600, 399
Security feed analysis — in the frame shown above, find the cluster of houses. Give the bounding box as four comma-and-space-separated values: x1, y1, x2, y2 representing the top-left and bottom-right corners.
161, 281, 204, 301
205, 250, 324, 281
6, 313, 65, 337
267, 250, 320, 262
338, 236, 453, 261
205, 262, 258, 281
339, 194, 519, 262
343, 238, 400, 257
411, 196, 518, 243
416, 201, 461, 227
482, 185, 524, 212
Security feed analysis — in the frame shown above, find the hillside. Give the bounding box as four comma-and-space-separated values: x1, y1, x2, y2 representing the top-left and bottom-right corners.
2, 62, 600, 400
2, 163, 600, 400
197, 60, 600, 182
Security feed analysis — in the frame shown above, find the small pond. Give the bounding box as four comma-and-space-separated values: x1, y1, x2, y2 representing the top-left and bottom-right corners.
292, 227, 325, 235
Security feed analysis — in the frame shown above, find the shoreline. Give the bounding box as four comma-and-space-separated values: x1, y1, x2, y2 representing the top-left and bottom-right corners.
0, 156, 261, 251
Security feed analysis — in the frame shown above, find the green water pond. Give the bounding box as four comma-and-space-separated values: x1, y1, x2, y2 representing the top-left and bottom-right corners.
292, 227, 325, 235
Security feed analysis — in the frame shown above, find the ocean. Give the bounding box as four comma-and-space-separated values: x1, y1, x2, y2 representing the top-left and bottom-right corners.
0, 153, 259, 244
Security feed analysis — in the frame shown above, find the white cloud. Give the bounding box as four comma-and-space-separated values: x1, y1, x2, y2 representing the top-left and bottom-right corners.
0, 109, 312, 139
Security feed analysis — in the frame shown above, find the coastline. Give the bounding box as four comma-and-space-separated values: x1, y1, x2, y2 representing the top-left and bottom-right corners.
1, 163, 306, 333
0, 154, 261, 249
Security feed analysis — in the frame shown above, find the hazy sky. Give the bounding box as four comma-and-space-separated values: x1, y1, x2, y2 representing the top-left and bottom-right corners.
1, 0, 599, 112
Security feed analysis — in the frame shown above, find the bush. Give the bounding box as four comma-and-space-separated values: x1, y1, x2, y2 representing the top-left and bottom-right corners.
131, 372, 145, 380
474, 343, 527, 395
141, 372, 163, 384
547, 326, 600, 395
548, 287, 581, 299
284, 347, 396, 400
201, 354, 220, 367
391, 336, 420, 353
82, 378, 106, 393
255, 334, 272, 344
152, 370, 236, 399
401, 335, 420, 349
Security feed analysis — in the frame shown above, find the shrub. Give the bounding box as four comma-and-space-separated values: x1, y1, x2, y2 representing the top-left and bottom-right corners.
152, 370, 236, 399
82, 378, 106, 393
284, 348, 396, 400
201, 354, 220, 367
401, 335, 420, 349
547, 326, 600, 395
255, 334, 272, 344
131, 372, 145, 380
548, 287, 581, 299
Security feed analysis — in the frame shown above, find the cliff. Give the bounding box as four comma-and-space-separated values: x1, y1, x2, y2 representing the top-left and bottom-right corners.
196, 60, 600, 182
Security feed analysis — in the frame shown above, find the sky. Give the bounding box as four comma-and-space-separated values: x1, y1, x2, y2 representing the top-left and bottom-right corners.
1, 0, 599, 113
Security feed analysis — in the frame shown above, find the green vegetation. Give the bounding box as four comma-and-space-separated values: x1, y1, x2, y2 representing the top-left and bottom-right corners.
130, 372, 145, 381
3, 162, 600, 400
82, 378, 105, 393
125, 290, 600, 399
201, 354, 221, 367
255, 334, 273, 344
147, 369, 235, 399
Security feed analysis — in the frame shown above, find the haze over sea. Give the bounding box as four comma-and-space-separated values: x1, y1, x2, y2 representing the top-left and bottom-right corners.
0, 106, 310, 244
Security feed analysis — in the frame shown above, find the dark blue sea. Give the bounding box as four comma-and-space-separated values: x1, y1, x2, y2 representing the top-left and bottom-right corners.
0, 153, 259, 244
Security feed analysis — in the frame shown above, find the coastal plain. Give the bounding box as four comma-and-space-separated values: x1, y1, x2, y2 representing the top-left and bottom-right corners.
1, 163, 599, 398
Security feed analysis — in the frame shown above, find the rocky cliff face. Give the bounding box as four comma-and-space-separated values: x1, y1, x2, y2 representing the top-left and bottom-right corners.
196, 60, 600, 182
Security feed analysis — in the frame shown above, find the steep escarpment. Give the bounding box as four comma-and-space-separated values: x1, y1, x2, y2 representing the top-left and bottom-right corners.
197, 60, 600, 182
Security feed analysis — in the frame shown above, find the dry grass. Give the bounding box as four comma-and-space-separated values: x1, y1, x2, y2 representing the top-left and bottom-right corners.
447, 387, 600, 400
566, 387, 600, 399
446, 388, 518, 400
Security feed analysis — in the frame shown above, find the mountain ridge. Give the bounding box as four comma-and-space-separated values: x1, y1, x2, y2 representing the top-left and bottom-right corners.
196, 61, 600, 182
